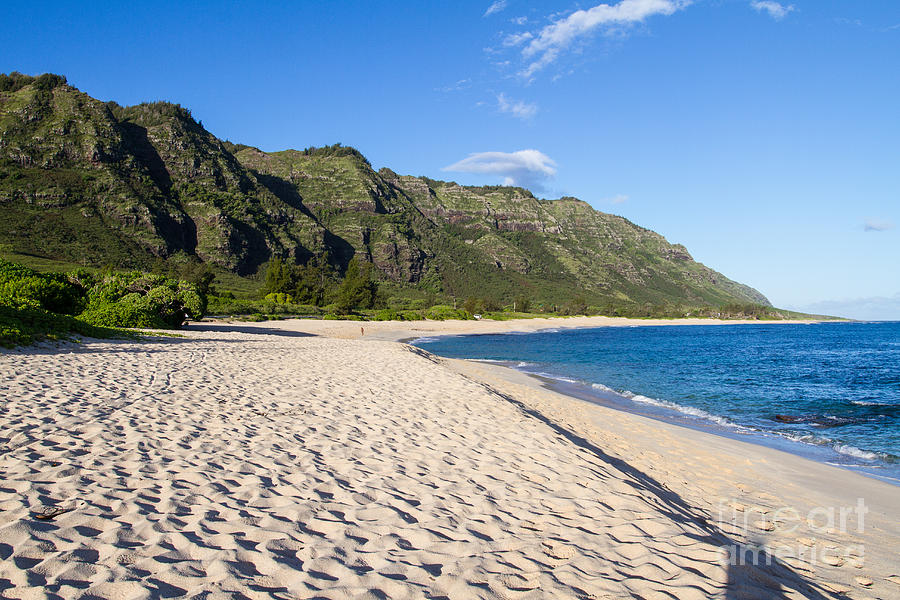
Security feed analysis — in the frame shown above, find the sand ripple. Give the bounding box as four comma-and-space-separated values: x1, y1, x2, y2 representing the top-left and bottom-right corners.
0, 327, 895, 599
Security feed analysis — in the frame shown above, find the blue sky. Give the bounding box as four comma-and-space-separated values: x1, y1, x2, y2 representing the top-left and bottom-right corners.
4, 1, 899, 318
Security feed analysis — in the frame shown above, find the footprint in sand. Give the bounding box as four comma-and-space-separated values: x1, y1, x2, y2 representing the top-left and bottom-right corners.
821, 554, 844, 567
753, 520, 775, 532
541, 540, 576, 560
501, 572, 541, 591
31, 498, 84, 520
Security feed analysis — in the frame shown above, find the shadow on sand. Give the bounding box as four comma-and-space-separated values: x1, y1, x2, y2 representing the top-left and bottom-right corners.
1, 322, 317, 356
476, 380, 846, 599
183, 322, 317, 338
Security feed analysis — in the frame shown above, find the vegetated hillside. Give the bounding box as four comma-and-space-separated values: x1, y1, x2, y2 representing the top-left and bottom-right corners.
0, 72, 769, 308
0, 72, 326, 275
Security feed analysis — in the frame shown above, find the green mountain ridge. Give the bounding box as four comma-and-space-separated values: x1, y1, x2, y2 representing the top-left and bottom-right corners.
0, 72, 769, 308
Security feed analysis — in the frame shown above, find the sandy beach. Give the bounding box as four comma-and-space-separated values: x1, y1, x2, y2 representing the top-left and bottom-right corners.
1, 317, 897, 599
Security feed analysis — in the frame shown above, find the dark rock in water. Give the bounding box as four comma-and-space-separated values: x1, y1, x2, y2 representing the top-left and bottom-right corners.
774, 414, 804, 424
773, 414, 864, 427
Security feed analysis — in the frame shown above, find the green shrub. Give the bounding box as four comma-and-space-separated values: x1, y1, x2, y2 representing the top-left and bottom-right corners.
373, 308, 403, 321
425, 305, 470, 321
206, 297, 259, 315
264, 292, 294, 304
0, 260, 87, 314
81, 271, 203, 327
0, 303, 120, 348
78, 302, 166, 329
238, 313, 267, 322
386, 297, 413, 310
0, 259, 207, 346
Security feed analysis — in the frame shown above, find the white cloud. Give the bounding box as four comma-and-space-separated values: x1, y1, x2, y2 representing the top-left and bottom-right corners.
503, 31, 534, 47
484, 0, 507, 17
750, 1, 795, 21
511, 16, 528, 25
864, 218, 895, 232
519, 0, 690, 77
497, 93, 538, 120
604, 194, 629, 204
443, 149, 557, 189
435, 79, 471, 93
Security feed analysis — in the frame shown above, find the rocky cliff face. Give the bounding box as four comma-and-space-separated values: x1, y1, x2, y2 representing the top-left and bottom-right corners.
0, 73, 769, 306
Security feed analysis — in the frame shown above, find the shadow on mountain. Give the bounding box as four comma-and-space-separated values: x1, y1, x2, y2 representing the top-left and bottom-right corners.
153, 210, 198, 255
251, 170, 356, 271
252, 171, 317, 221
118, 121, 172, 193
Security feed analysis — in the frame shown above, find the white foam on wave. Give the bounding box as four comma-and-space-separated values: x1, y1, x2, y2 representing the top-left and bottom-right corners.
619, 391, 740, 429
411, 336, 440, 344
781, 432, 826, 445
544, 376, 895, 468
775, 432, 891, 463
504, 361, 582, 384
832, 444, 881, 461
533, 372, 581, 384
591, 383, 616, 393
851, 400, 889, 406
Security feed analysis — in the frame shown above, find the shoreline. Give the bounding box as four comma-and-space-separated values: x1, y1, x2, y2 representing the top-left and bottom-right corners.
443, 353, 900, 512
367, 316, 897, 486
2, 318, 897, 598
457, 357, 900, 488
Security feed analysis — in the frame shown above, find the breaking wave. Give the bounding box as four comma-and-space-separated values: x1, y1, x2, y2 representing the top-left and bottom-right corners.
618, 390, 741, 429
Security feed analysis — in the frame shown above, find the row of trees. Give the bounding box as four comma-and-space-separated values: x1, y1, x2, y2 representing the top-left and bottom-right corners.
262, 255, 380, 314
259, 256, 780, 320
0, 72, 67, 93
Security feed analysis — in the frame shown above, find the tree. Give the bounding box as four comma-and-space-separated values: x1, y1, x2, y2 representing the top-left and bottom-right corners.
293, 262, 326, 305
335, 258, 380, 314
513, 295, 531, 313
262, 257, 292, 296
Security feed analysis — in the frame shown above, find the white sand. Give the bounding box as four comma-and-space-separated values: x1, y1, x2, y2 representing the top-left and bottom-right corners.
0, 317, 897, 599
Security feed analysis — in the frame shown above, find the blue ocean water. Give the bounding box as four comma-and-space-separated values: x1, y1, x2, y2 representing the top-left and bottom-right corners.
413, 322, 900, 482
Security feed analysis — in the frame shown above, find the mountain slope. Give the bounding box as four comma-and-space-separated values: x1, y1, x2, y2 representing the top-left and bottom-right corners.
0, 73, 327, 274
0, 73, 769, 307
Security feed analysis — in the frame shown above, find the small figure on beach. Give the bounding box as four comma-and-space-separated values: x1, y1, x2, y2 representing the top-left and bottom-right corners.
360, 326, 365, 337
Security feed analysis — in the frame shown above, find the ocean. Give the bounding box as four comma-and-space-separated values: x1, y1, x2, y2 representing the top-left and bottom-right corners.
413, 321, 900, 483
